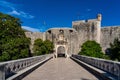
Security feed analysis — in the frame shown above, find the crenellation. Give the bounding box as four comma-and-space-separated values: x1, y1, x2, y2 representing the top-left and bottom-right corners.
87, 19, 97, 22
72, 20, 86, 24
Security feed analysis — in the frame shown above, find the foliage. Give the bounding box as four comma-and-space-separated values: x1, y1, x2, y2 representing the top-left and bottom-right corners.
108, 38, 120, 61
33, 39, 44, 55
33, 39, 54, 56
44, 40, 54, 53
79, 40, 104, 58
0, 12, 31, 61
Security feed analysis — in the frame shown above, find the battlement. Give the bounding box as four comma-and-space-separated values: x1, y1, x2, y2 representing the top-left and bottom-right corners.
72, 14, 102, 26
72, 20, 85, 26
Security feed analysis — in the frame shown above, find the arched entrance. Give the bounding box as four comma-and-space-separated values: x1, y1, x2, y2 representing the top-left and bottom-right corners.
54, 29, 68, 58
57, 46, 65, 57
55, 45, 68, 58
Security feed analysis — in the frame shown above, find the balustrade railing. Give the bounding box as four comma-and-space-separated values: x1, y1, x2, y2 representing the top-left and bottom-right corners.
72, 54, 120, 79
0, 54, 52, 80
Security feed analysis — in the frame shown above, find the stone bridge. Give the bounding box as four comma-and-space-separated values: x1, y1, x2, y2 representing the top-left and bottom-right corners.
0, 54, 120, 80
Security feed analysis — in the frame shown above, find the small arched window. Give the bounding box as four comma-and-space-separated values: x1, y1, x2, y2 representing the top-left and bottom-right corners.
59, 29, 64, 33
48, 30, 51, 34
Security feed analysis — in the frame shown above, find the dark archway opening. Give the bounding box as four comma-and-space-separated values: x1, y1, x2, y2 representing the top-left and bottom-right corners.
57, 46, 66, 57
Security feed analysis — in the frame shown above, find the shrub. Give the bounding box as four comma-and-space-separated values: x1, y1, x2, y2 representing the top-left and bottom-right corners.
79, 40, 103, 58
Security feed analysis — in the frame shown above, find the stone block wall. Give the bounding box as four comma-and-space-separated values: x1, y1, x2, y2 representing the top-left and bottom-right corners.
72, 19, 101, 50
24, 14, 120, 54
100, 26, 120, 51
25, 32, 44, 53
25, 28, 79, 55
45, 28, 79, 55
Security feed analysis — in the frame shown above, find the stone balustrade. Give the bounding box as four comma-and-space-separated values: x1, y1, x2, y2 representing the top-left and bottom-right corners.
72, 54, 120, 79
0, 54, 52, 80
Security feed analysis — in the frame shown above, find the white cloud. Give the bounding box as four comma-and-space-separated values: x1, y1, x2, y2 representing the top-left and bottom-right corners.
8, 10, 34, 19
19, 11, 34, 19
22, 26, 40, 32
0, 0, 34, 19
8, 10, 20, 15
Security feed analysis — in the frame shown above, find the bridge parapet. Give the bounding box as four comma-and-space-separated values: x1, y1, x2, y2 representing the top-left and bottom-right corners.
0, 54, 52, 80
72, 54, 120, 79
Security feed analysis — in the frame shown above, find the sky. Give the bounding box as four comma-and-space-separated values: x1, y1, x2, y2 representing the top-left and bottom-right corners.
0, 0, 120, 32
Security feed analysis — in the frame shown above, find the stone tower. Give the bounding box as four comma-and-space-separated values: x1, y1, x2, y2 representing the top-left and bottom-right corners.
97, 14, 102, 21
72, 14, 101, 50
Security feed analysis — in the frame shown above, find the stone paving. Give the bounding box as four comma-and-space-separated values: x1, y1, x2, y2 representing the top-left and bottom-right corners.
22, 58, 98, 80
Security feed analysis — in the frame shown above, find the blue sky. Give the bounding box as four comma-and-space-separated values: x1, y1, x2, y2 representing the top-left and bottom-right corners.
0, 0, 120, 32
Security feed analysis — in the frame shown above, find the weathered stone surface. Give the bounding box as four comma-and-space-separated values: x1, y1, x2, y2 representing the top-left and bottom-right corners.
72, 54, 120, 79
0, 54, 52, 80
72, 19, 101, 51
101, 26, 120, 51
46, 28, 79, 55
25, 14, 120, 54
25, 32, 44, 53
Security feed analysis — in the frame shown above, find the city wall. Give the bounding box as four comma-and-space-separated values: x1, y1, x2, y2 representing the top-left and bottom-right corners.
25, 14, 120, 54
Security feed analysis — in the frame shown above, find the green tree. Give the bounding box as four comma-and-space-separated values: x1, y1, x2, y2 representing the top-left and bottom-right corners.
0, 12, 31, 61
33, 39, 54, 56
33, 39, 44, 55
109, 38, 120, 61
44, 40, 54, 53
79, 40, 103, 58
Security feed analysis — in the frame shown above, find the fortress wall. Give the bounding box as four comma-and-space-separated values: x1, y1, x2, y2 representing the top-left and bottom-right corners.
46, 28, 79, 54
100, 26, 120, 52
72, 21, 89, 49
25, 32, 44, 53
72, 20, 101, 51
25, 32, 44, 44
23, 14, 120, 55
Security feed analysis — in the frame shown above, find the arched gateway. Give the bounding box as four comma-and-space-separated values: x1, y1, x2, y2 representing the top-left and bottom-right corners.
56, 45, 68, 57
57, 46, 65, 57
54, 29, 68, 58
